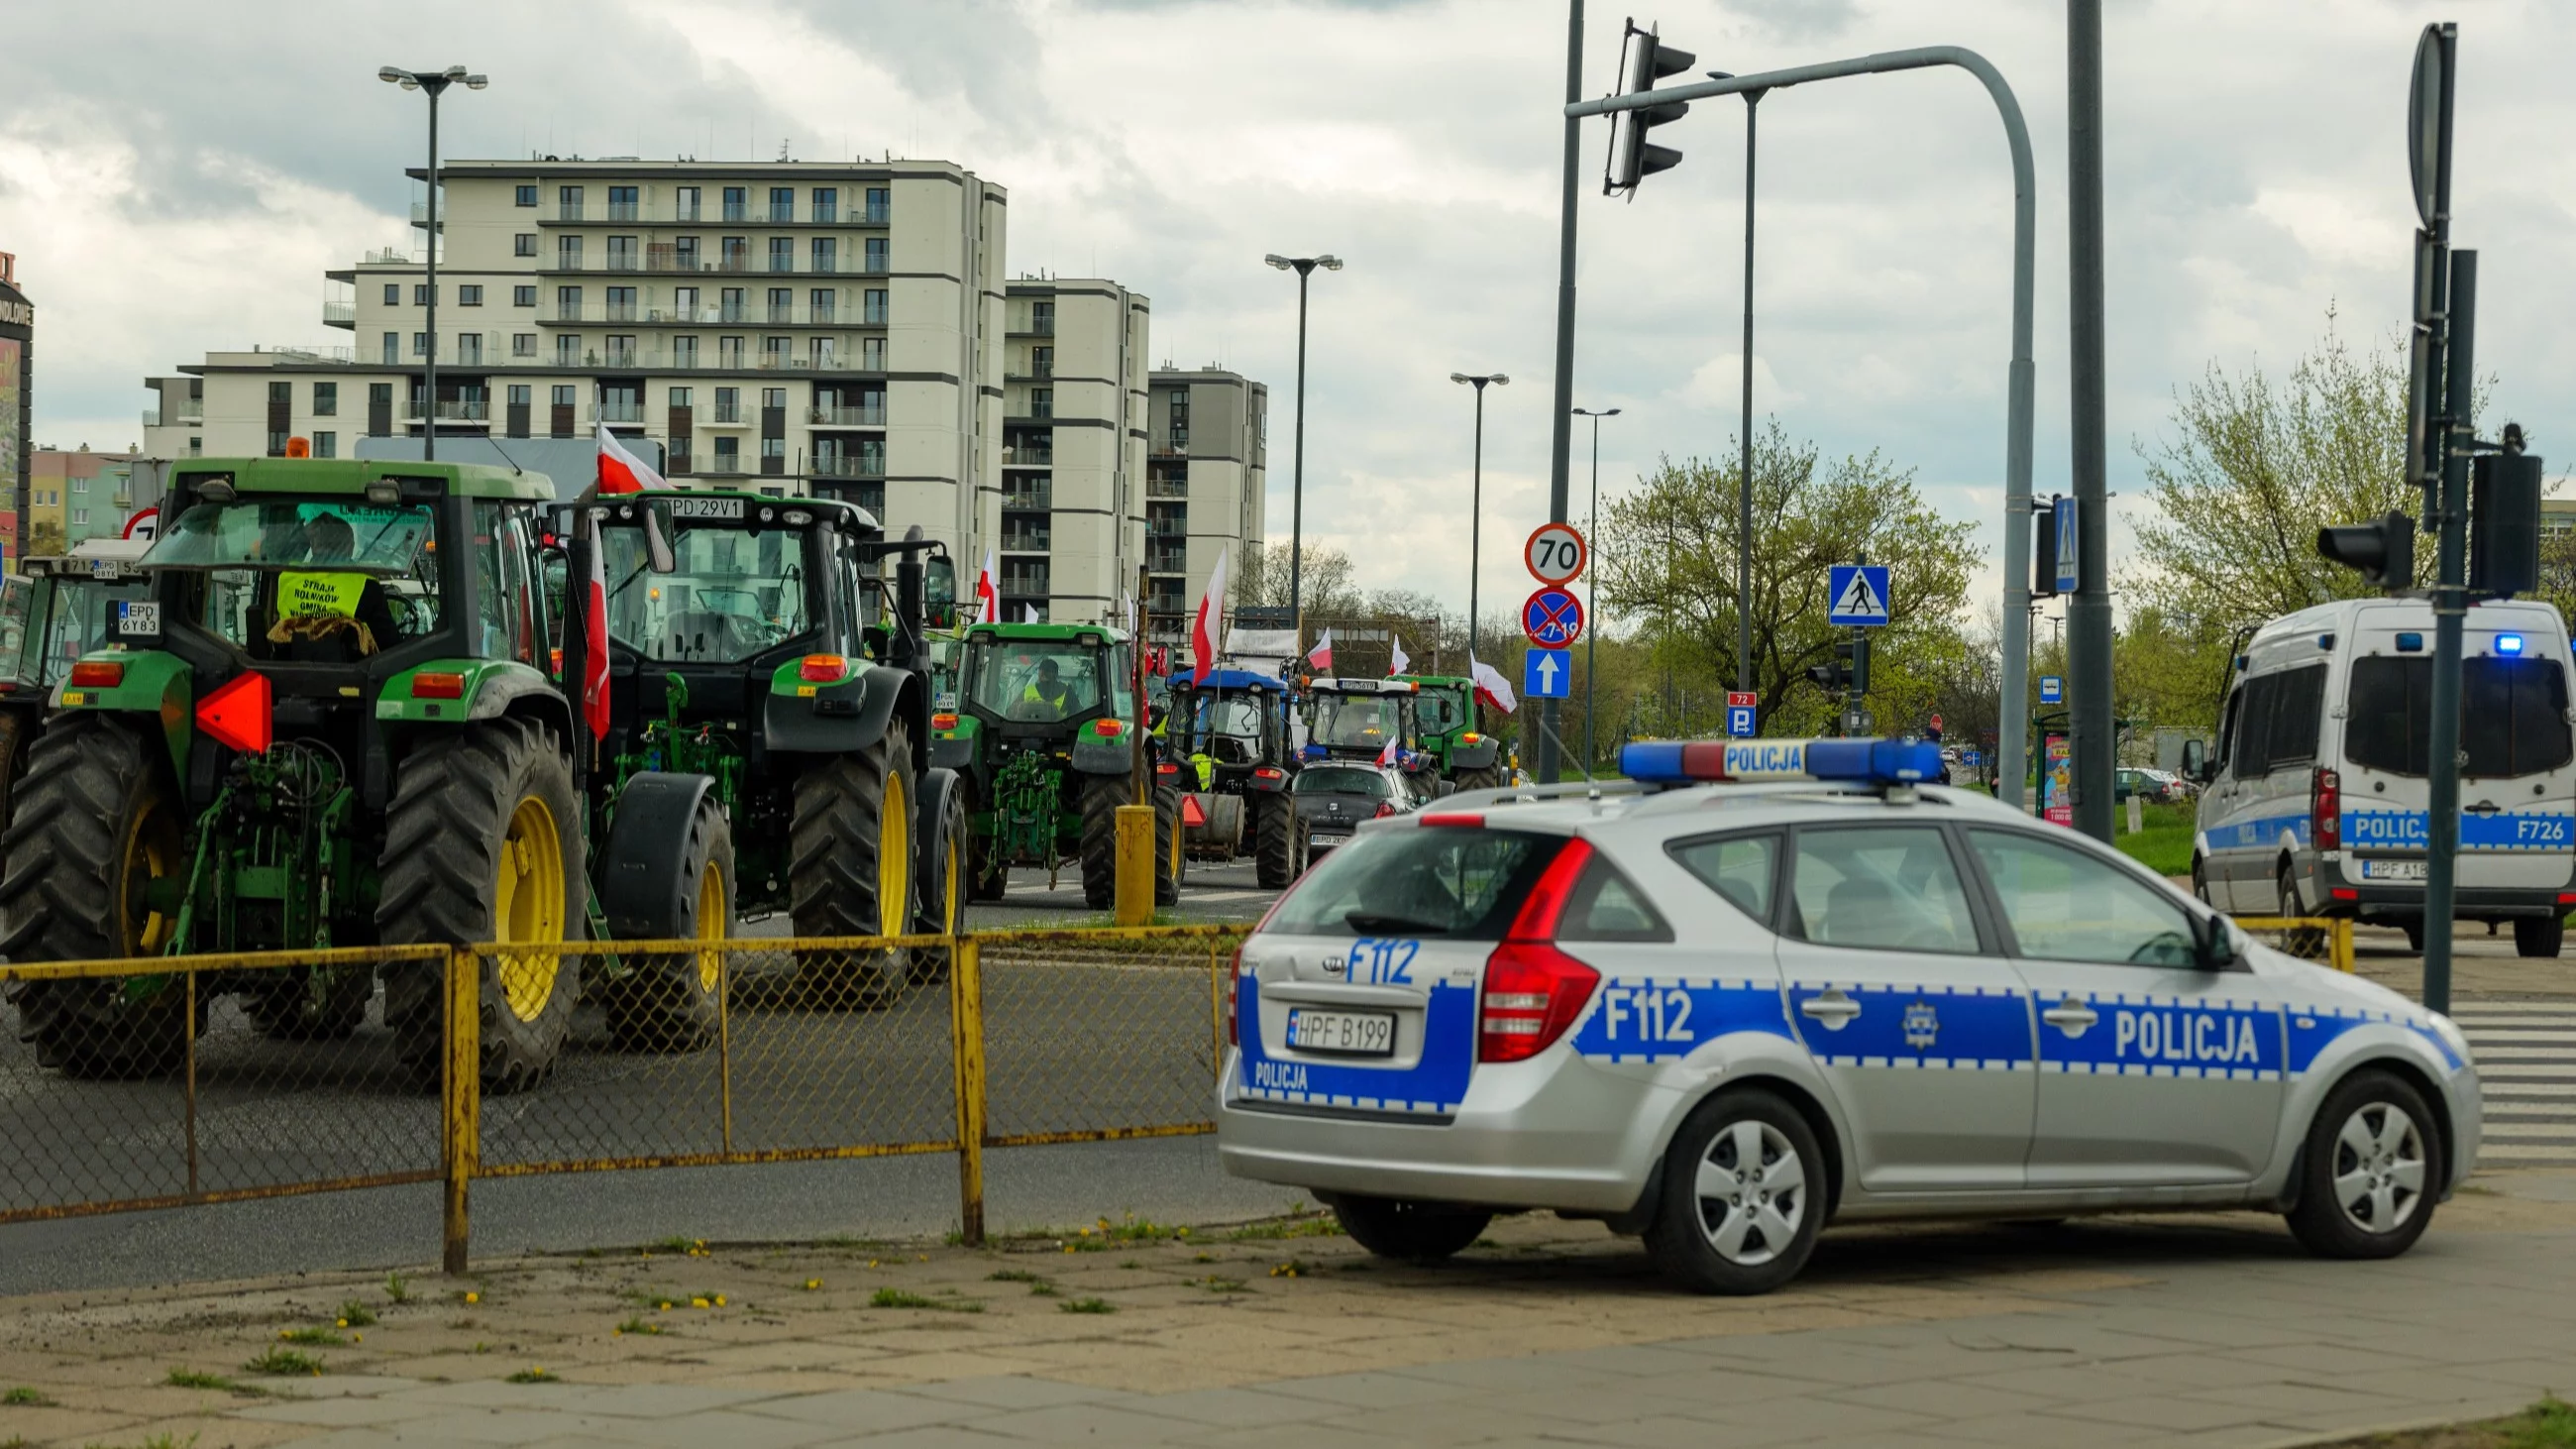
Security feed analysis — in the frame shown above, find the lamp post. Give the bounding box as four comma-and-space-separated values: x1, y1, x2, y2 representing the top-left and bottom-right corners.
379, 64, 487, 463
1732, 80, 1768, 698
1571, 405, 1619, 773
1263, 253, 1341, 639
1450, 373, 1508, 661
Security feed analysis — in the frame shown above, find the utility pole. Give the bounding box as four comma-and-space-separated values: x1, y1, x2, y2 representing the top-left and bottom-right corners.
1540, 0, 1584, 784
2065, 0, 2114, 840
1737, 86, 1766, 699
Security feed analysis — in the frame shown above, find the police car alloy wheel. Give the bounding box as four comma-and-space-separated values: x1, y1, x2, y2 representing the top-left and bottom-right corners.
2286, 1069, 2440, 1260
1645, 1087, 1825, 1295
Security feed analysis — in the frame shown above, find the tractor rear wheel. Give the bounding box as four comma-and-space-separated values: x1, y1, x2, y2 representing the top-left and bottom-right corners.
788, 719, 917, 1007
0, 715, 200, 1077
378, 719, 585, 1094
967, 780, 1010, 902
1254, 793, 1308, 890
1450, 765, 1505, 795
0, 707, 34, 844
602, 792, 734, 1052
1077, 775, 1127, 911
912, 769, 969, 983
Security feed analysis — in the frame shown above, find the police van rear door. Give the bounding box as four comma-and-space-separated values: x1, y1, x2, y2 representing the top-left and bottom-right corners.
1234, 822, 1566, 1119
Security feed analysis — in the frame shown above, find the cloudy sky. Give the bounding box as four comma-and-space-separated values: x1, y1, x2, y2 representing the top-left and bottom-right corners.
6, 0, 2572, 623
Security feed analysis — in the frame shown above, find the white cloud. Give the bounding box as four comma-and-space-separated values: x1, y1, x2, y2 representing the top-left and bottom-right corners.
1677, 353, 1802, 415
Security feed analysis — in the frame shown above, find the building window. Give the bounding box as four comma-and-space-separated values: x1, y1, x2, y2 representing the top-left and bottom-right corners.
382, 282, 400, 305
414, 284, 434, 306
864, 236, 888, 274
557, 334, 582, 367
761, 336, 790, 367
312, 430, 337, 458
604, 334, 636, 367
720, 236, 748, 272
513, 284, 536, 307
769, 186, 795, 222
557, 285, 583, 321
508, 385, 531, 405
267, 431, 288, 458
862, 336, 885, 370
669, 386, 692, 406
719, 336, 745, 369
552, 385, 577, 405
514, 233, 536, 257
557, 235, 584, 271
767, 287, 794, 323
673, 335, 698, 369
512, 332, 536, 356
313, 382, 338, 416
413, 331, 430, 358
268, 380, 292, 405
811, 337, 836, 369
809, 288, 835, 323
70, 508, 88, 528
383, 332, 400, 364
458, 334, 483, 365
608, 184, 639, 221
606, 285, 637, 321
863, 289, 888, 325
1029, 388, 1053, 420
719, 286, 746, 322
607, 235, 638, 272
459, 284, 483, 306
812, 187, 837, 223
713, 435, 740, 470
714, 388, 741, 422
189, 437, 202, 456
865, 186, 890, 223
722, 186, 747, 222
558, 184, 584, 220
811, 237, 837, 274
675, 186, 700, 222
674, 284, 699, 318
768, 237, 794, 274
515, 184, 537, 206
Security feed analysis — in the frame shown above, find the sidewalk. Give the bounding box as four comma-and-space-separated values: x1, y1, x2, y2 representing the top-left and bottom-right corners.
5, 1174, 2576, 1448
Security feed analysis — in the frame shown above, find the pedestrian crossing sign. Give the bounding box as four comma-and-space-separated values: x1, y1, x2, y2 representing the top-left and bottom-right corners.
1827, 564, 1890, 627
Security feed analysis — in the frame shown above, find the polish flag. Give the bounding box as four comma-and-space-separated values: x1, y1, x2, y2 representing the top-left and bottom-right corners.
1387, 636, 1411, 677
1376, 733, 1398, 768
1469, 655, 1518, 716
974, 548, 999, 623
595, 422, 664, 494
1023, 603, 1040, 623
1306, 629, 1333, 672
581, 515, 613, 739
1191, 548, 1231, 684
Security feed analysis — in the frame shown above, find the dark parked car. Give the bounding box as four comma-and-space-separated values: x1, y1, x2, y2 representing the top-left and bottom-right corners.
1291, 762, 1425, 859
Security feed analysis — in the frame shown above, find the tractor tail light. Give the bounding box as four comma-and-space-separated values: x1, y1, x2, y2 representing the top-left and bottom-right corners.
68, 661, 124, 689
1095, 719, 1127, 736
1157, 761, 1180, 777
931, 712, 959, 731
800, 653, 848, 683
410, 671, 466, 700
2310, 766, 2341, 851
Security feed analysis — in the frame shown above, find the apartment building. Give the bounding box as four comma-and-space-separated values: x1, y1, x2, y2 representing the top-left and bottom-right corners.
28, 446, 146, 547
997, 279, 1148, 622
144, 157, 1007, 563
1142, 368, 1267, 646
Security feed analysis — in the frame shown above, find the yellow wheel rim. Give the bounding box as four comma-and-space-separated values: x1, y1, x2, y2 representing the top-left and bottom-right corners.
878, 771, 910, 938
492, 794, 567, 1023
1168, 814, 1182, 878
695, 859, 726, 993
118, 794, 181, 957
943, 830, 962, 935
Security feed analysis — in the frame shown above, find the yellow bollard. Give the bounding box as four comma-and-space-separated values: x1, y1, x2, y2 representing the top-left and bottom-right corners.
1115, 804, 1156, 927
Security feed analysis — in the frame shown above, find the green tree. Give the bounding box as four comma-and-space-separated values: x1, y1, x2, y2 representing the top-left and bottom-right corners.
20, 521, 64, 564
1592, 423, 1985, 735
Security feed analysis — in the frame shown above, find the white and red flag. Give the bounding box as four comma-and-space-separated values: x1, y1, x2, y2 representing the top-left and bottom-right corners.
1376, 733, 1398, 768
1469, 655, 1518, 716
1388, 635, 1411, 676
594, 422, 664, 494
974, 548, 1000, 623
581, 514, 613, 739
1306, 629, 1334, 672
1191, 548, 1231, 684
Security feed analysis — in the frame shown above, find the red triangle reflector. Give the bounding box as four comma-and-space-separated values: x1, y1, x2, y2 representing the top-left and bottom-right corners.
1181, 794, 1207, 827
197, 671, 272, 755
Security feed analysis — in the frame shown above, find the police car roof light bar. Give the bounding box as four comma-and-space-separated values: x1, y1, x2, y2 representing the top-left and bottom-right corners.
1618, 736, 1945, 789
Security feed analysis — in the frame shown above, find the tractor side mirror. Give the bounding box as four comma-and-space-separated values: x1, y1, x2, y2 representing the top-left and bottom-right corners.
924, 555, 957, 626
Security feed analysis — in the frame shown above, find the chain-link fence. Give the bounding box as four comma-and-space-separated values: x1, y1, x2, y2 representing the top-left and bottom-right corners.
0, 926, 1249, 1266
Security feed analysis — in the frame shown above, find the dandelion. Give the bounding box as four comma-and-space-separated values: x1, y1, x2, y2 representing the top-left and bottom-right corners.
464, 1291, 481, 1304
713, 1294, 726, 1307
334, 1318, 349, 1328
804, 1280, 822, 1290
690, 1297, 709, 1309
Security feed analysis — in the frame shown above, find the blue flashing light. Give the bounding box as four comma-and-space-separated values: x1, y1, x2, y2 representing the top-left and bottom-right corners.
2396, 632, 2424, 652
1301, 743, 1327, 760
1619, 737, 1944, 788
2498, 632, 2525, 656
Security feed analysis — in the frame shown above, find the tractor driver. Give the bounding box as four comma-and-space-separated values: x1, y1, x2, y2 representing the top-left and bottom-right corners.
276, 512, 402, 655
1019, 658, 1073, 718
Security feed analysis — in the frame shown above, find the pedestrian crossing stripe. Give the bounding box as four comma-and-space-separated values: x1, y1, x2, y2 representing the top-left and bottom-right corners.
1832, 569, 1884, 620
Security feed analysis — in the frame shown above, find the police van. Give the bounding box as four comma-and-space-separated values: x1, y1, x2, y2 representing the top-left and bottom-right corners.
1218, 737, 2478, 1294
2186, 598, 2575, 955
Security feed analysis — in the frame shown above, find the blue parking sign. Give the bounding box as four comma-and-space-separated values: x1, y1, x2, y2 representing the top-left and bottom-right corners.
1726, 705, 1757, 737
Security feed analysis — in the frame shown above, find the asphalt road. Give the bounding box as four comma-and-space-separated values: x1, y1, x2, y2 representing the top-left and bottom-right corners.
0, 860, 1290, 1294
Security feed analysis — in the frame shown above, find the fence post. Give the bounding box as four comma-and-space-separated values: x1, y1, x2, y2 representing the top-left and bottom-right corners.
2332, 919, 2355, 973
949, 934, 988, 1247
443, 947, 481, 1275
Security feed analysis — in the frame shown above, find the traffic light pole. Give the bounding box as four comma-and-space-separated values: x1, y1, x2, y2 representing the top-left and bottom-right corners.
1538, 0, 1583, 785
2422, 251, 2475, 1016
1568, 46, 2033, 784
2067, 0, 2113, 839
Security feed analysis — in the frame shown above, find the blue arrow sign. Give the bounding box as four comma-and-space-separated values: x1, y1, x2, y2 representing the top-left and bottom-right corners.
1827, 564, 1890, 627
1524, 648, 1571, 700
1522, 587, 1584, 648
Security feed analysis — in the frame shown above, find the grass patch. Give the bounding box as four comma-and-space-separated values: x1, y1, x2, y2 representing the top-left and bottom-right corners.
2327, 1395, 2576, 1447
641, 1236, 709, 1258
1225, 1213, 1345, 1242
2111, 800, 2198, 878
1057, 1297, 1117, 1314
503, 1367, 557, 1385
274, 1327, 343, 1346
382, 1272, 411, 1304
868, 1287, 981, 1312
335, 1299, 377, 1328
241, 1348, 324, 1378
613, 1316, 665, 1336
0, 1388, 49, 1406
1198, 1277, 1249, 1293
163, 1370, 264, 1397
987, 1269, 1058, 1296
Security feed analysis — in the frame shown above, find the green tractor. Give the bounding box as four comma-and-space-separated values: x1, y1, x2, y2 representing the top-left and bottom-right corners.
0, 541, 158, 831
1163, 666, 1308, 888
930, 621, 1181, 910
1392, 674, 1506, 792
0, 457, 724, 1088
577, 490, 960, 1014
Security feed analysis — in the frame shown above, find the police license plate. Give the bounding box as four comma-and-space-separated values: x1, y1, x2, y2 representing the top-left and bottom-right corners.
1310, 831, 1349, 844
1286, 1007, 1394, 1057
2360, 858, 2427, 881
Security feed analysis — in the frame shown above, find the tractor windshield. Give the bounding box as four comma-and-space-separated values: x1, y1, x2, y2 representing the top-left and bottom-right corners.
145, 500, 433, 575
967, 639, 1109, 723
1418, 685, 1471, 734
27, 576, 152, 687
599, 520, 812, 664
1176, 690, 1268, 763
1314, 693, 1404, 749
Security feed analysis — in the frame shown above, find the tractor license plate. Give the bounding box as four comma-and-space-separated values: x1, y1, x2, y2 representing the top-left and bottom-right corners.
2360, 858, 2426, 881
116, 602, 160, 635
1287, 1008, 1394, 1058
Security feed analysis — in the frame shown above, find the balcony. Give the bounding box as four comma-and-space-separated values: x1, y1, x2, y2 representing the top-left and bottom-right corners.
712, 404, 745, 424
323, 299, 357, 326
1001, 486, 1051, 511
807, 404, 887, 426
1002, 528, 1052, 553
1150, 440, 1190, 458
1146, 476, 1189, 500
403, 399, 492, 421
543, 303, 874, 327
810, 455, 886, 480
360, 247, 414, 266
1002, 446, 1052, 467
540, 252, 875, 277
542, 199, 884, 226
1148, 546, 1187, 574
590, 401, 644, 423
1009, 317, 1056, 337
700, 454, 749, 475
143, 405, 204, 429
1000, 572, 1049, 595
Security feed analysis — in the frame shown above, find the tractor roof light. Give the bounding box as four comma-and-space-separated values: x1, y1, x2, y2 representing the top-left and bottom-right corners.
366, 479, 402, 504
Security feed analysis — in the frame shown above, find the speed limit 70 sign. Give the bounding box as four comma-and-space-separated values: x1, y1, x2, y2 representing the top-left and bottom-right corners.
1525, 522, 1587, 585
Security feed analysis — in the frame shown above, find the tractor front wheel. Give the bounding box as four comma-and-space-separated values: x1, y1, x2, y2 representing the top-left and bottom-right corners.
1156, 781, 1186, 907
1254, 793, 1308, 890
788, 719, 918, 1007
378, 719, 585, 1093
602, 791, 735, 1053
1077, 775, 1127, 911
0, 715, 200, 1077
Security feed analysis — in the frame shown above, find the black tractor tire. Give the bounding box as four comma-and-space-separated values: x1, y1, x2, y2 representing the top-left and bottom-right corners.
1077, 774, 1129, 912
0, 707, 33, 843
911, 767, 969, 984
2516, 914, 2564, 958
1254, 793, 1308, 890
245, 968, 374, 1042
602, 791, 734, 1053
967, 780, 1010, 903
378, 719, 586, 1094
788, 719, 917, 1008
1330, 1193, 1492, 1264
1157, 780, 1186, 907
0, 715, 201, 1077
1450, 764, 1506, 795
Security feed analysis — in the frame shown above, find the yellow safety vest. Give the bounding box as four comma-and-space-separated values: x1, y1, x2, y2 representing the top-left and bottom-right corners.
277, 571, 365, 618
1191, 752, 1214, 790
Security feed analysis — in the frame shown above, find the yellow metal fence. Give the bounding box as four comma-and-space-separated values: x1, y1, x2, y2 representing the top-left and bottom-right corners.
0, 927, 1247, 1272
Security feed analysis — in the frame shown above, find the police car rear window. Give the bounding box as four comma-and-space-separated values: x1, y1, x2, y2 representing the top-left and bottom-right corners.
1786, 826, 1981, 954
1557, 860, 1673, 944
1262, 828, 1561, 940
1668, 834, 1778, 925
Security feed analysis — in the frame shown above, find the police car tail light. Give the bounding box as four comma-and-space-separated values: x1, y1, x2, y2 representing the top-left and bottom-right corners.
1227, 943, 1244, 1047
2310, 766, 2341, 851
1478, 838, 1602, 1063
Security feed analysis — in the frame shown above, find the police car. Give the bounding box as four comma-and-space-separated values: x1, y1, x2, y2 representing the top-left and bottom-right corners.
1216, 737, 2480, 1295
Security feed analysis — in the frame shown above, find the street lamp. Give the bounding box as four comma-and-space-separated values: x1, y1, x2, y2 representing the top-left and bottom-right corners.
1705, 72, 1770, 698
379, 64, 487, 462
1571, 405, 1620, 774
1450, 373, 1508, 661
1263, 253, 1342, 640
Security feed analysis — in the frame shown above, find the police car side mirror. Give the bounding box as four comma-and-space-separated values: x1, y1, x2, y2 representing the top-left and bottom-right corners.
2192, 911, 2238, 972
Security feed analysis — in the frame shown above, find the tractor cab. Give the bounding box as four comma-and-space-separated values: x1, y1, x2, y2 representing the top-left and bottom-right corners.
1393, 673, 1505, 791
1163, 666, 1311, 886
954, 622, 1133, 744
2, 542, 154, 699
1303, 676, 1429, 771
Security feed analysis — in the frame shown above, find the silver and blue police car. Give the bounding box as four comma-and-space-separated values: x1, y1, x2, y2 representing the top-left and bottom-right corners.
1216, 737, 2480, 1294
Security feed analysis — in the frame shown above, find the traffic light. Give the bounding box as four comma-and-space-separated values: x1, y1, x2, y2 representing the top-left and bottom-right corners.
2316, 509, 2416, 592
2470, 430, 2542, 597
1604, 19, 1696, 196
1806, 639, 1865, 694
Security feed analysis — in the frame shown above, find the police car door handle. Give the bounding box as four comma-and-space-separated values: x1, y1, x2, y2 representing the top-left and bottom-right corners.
1799, 991, 1861, 1029
2042, 999, 2098, 1035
